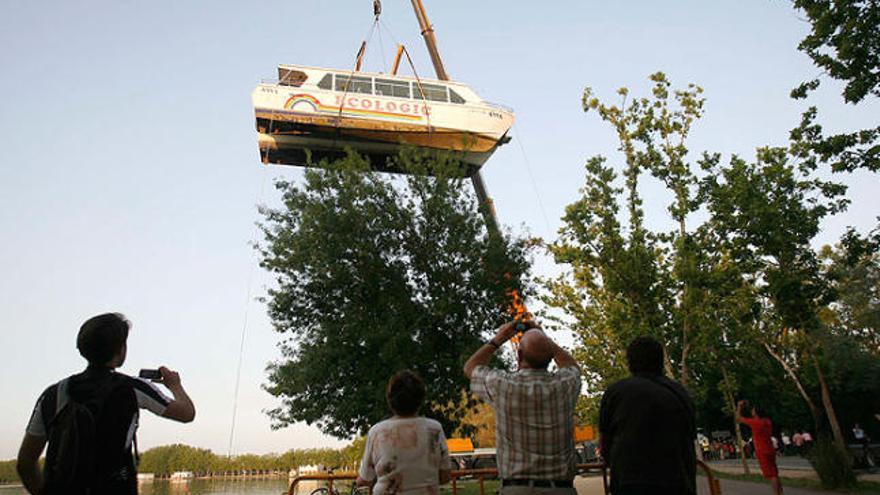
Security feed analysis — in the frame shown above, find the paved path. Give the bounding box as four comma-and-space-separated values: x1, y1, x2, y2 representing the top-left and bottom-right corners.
573, 474, 879, 495
708, 457, 880, 483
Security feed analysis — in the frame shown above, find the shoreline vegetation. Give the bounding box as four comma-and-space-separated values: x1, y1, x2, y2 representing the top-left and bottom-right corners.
0, 441, 365, 484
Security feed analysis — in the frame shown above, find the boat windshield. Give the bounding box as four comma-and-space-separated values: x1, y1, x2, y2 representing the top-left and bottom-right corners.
278, 68, 307, 87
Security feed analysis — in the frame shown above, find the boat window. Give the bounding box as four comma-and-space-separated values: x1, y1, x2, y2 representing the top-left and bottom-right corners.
335, 75, 373, 94
449, 88, 466, 104
415, 83, 448, 102
317, 73, 333, 90
278, 69, 307, 87
375, 78, 411, 98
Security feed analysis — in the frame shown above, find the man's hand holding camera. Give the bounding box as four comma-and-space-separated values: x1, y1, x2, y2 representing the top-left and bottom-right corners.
491, 318, 538, 347
153, 366, 195, 423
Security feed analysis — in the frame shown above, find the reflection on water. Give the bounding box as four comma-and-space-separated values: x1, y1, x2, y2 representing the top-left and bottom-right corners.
140, 479, 290, 495
0, 478, 338, 495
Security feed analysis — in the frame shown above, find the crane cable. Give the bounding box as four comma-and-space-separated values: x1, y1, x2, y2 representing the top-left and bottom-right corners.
227, 167, 269, 459
335, 4, 434, 146
512, 122, 553, 234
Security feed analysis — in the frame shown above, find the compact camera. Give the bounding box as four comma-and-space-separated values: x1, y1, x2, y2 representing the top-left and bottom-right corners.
139, 369, 162, 381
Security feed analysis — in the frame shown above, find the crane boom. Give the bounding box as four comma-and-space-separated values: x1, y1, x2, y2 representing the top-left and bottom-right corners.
409, 0, 450, 81
407, 0, 527, 347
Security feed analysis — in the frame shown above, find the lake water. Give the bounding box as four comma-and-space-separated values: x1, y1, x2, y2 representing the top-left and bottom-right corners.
0, 479, 295, 495
141, 479, 292, 495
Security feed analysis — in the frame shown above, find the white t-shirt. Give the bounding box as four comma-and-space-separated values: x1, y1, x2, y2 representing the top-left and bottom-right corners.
359, 417, 451, 495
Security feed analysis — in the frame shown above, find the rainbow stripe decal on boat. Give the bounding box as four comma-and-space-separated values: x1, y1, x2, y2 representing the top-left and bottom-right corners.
284, 93, 426, 121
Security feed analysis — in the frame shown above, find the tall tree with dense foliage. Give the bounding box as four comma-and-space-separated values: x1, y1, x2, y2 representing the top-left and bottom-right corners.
576, 73, 709, 386
794, 0, 880, 104
789, 0, 879, 174
544, 73, 720, 423
700, 146, 852, 454
821, 225, 880, 354
548, 73, 877, 471
258, 150, 530, 438
818, 226, 880, 430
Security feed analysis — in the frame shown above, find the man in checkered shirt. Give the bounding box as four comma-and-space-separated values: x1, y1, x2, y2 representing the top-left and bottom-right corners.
464, 320, 581, 495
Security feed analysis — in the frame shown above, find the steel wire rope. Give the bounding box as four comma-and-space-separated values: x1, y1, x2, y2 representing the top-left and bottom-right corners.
376, 13, 434, 141
399, 45, 434, 139
376, 16, 388, 72
226, 165, 270, 461
511, 121, 646, 323
512, 123, 553, 234
334, 18, 381, 152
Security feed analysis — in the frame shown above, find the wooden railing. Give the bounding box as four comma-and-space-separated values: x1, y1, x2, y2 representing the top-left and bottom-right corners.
286, 460, 721, 495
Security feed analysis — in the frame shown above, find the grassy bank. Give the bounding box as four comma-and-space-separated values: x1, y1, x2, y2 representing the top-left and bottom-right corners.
446, 479, 500, 495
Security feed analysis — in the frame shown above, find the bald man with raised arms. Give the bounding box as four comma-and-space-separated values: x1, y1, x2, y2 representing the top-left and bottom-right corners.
464, 320, 582, 495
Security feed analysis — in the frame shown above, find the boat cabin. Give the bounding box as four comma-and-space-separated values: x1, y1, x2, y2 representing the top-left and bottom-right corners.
252, 65, 514, 173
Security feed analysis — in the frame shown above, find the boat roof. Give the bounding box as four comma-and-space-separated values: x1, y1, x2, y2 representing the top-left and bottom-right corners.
278, 64, 473, 89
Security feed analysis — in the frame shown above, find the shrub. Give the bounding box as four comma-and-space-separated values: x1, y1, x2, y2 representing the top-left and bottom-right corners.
806, 436, 857, 489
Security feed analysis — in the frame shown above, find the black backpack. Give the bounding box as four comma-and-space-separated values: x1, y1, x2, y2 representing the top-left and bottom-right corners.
43, 377, 132, 494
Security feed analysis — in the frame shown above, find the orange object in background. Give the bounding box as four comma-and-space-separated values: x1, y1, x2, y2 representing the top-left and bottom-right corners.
506, 288, 530, 349
447, 437, 475, 453
574, 425, 595, 443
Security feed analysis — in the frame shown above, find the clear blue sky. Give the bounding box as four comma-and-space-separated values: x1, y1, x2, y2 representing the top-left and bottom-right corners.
1, 1, 877, 459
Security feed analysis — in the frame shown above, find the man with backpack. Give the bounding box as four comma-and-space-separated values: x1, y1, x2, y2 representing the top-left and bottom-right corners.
16, 313, 196, 494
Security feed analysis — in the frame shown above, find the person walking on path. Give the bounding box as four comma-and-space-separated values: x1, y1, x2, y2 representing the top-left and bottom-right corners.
736, 400, 782, 495
16, 313, 196, 495
599, 336, 696, 495
853, 423, 869, 447
781, 432, 792, 456
357, 370, 452, 495
464, 320, 581, 495
792, 431, 804, 455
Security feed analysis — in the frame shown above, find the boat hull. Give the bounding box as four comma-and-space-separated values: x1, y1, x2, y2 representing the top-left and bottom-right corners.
255, 110, 501, 172
257, 132, 493, 174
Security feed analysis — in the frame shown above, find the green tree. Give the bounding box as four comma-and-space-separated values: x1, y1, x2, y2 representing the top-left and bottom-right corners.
138, 444, 216, 475
549, 74, 872, 471
134, 440, 369, 475
258, 150, 530, 438
793, 0, 880, 104
819, 226, 880, 433
821, 224, 880, 354
0, 459, 19, 484
701, 146, 852, 452
543, 154, 671, 421
545, 73, 722, 424
789, 1, 879, 174
576, 73, 708, 386
700, 151, 880, 488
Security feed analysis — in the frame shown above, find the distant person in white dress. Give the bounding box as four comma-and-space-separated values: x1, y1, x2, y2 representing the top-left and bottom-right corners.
357, 370, 452, 495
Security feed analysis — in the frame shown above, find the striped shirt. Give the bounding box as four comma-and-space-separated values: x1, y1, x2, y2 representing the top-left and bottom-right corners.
470, 366, 581, 480
27, 370, 172, 442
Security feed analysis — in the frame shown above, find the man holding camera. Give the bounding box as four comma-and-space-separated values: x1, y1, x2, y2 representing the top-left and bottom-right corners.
16, 313, 196, 495
464, 320, 581, 495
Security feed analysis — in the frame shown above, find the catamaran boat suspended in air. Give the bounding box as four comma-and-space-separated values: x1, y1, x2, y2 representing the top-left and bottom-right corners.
252, 64, 514, 173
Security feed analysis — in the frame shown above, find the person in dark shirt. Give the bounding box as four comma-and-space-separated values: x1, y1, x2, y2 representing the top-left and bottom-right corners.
16, 313, 196, 495
599, 336, 696, 495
